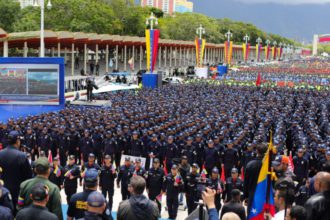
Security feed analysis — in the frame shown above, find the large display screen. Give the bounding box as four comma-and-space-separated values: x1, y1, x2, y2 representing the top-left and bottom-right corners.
0, 64, 60, 105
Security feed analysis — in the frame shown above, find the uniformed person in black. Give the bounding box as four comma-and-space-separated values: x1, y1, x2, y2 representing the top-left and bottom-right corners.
147, 134, 162, 170
185, 163, 200, 214
92, 126, 104, 166
293, 148, 309, 186
0, 131, 32, 214
68, 125, 81, 164
37, 127, 52, 157
81, 153, 101, 185
55, 126, 70, 167
193, 133, 205, 169
103, 131, 116, 162
163, 136, 178, 170
49, 156, 64, 189
0, 180, 14, 213
206, 167, 222, 213
23, 127, 37, 159
99, 155, 117, 212
64, 155, 80, 204
114, 129, 127, 170
132, 158, 147, 179
180, 137, 194, 164
241, 144, 256, 171
81, 129, 94, 163
222, 142, 239, 179
146, 158, 164, 211
163, 164, 184, 220
204, 140, 220, 176
67, 168, 112, 220
117, 157, 134, 200
223, 168, 243, 203
129, 131, 145, 157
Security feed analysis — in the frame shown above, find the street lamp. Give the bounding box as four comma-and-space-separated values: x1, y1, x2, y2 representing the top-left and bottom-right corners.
33, 0, 52, 57
265, 39, 271, 46
273, 41, 277, 47
225, 30, 233, 42
145, 12, 158, 30
256, 37, 262, 44
196, 24, 205, 40
243, 34, 250, 45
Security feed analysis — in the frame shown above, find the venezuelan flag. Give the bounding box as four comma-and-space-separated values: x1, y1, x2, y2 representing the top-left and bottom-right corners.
248, 138, 276, 220
175, 174, 182, 184
201, 163, 208, 179
64, 170, 72, 178
17, 196, 24, 206
54, 166, 61, 177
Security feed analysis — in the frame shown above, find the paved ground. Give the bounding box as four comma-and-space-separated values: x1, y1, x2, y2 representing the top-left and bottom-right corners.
60, 184, 189, 219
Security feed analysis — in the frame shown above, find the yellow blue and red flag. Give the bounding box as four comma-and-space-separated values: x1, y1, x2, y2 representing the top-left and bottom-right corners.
248, 137, 276, 220
145, 29, 160, 73
195, 38, 206, 67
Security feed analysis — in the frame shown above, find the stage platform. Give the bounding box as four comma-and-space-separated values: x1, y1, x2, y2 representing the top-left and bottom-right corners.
69, 99, 111, 107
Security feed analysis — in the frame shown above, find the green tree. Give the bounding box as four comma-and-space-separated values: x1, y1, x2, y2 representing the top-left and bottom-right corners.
0, 0, 21, 32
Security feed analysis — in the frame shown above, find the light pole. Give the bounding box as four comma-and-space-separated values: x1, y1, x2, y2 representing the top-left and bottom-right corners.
273, 41, 277, 47
145, 12, 158, 30
196, 24, 205, 40
256, 37, 262, 62
266, 39, 271, 47
256, 37, 262, 45
225, 30, 233, 42
34, 0, 52, 57
243, 34, 250, 45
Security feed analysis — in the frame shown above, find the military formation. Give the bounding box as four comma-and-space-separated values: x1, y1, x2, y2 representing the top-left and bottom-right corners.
0, 80, 329, 219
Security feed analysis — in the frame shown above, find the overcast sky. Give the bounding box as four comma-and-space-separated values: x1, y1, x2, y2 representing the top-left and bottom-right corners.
235, 0, 330, 4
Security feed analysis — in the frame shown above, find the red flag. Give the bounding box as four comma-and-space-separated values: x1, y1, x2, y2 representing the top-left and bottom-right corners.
221, 164, 226, 183
201, 163, 208, 179
240, 167, 244, 181
288, 151, 294, 172
256, 72, 261, 86
0, 143, 3, 151
48, 150, 53, 163
163, 158, 168, 176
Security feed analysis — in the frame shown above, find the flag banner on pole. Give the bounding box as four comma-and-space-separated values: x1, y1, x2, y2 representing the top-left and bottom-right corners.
195, 38, 206, 67
256, 44, 262, 62
228, 41, 233, 65
272, 47, 277, 60
277, 47, 281, 60
145, 29, 160, 73
224, 41, 228, 65
248, 135, 276, 220
288, 151, 294, 172
265, 46, 270, 60
243, 43, 250, 62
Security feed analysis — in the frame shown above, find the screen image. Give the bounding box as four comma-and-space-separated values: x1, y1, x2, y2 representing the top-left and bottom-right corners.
0, 64, 60, 105
0, 68, 27, 94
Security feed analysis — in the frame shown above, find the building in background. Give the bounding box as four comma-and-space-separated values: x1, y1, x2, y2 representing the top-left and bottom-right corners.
140, 0, 193, 15
175, 0, 193, 13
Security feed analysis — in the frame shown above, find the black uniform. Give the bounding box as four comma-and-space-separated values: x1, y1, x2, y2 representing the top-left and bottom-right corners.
204, 147, 220, 175
222, 148, 239, 178
0, 146, 32, 213
67, 189, 112, 220
146, 167, 165, 201
116, 164, 134, 200
223, 177, 243, 202
68, 131, 81, 162
55, 133, 70, 166
49, 164, 64, 189
0, 186, 14, 213
23, 133, 37, 156
37, 133, 52, 156
163, 173, 184, 219
103, 138, 116, 160
114, 136, 127, 169
293, 156, 309, 185
295, 184, 310, 206
242, 150, 256, 170
63, 164, 80, 204
193, 141, 205, 169
92, 132, 104, 165
99, 164, 117, 211
80, 162, 101, 185
164, 143, 178, 170
147, 140, 162, 170
16, 204, 57, 220
206, 177, 222, 213
132, 166, 147, 179
129, 139, 145, 157
180, 144, 194, 164
185, 172, 200, 214
81, 137, 94, 162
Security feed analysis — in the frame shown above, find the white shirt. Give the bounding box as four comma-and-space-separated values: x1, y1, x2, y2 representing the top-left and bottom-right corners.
273, 210, 285, 220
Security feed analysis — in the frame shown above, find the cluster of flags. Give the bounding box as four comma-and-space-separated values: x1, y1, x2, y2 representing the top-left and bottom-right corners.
195, 38, 206, 67
224, 41, 233, 65
243, 43, 250, 63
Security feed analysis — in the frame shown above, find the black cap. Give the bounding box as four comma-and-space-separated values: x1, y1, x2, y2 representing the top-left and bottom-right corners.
8, 131, 20, 143
125, 157, 131, 161
192, 163, 199, 169
135, 158, 141, 163
69, 155, 75, 160
84, 168, 98, 182
30, 183, 49, 202
212, 167, 219, 174
88, 153, 95, 158
231, 168, 238, 173
181, 155, 188, 160
171, 164, 178, 169
153, 158, 160, 163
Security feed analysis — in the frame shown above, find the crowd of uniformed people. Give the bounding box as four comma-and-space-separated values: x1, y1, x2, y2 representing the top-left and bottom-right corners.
0, 79, 329, 219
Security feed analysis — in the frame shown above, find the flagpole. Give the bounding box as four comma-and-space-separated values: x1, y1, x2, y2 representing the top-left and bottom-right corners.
265, 130, 273, 215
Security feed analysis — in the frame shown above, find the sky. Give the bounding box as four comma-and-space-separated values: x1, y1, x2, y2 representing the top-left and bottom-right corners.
235, 0, 330, 4
190, 0, 330, 42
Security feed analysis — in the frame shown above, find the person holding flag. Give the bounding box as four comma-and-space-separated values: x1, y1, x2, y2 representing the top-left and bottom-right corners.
247, 136, 277, 220
63, 155, 80, 204
184, 163, 200, 214
49, 156, 64, 190
163, 164, 184, 220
